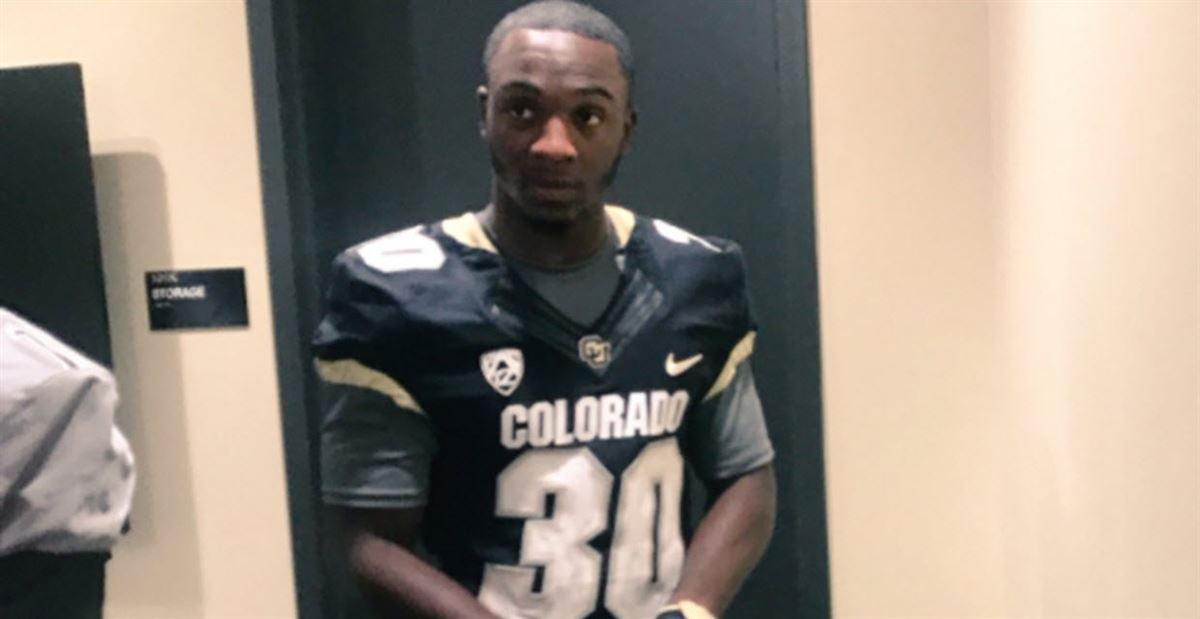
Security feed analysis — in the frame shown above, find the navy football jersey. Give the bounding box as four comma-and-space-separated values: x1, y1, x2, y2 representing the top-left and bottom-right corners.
313, 206, 758, 619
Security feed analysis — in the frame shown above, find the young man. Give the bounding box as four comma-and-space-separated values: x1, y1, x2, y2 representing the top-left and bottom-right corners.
313, 2, 775, 617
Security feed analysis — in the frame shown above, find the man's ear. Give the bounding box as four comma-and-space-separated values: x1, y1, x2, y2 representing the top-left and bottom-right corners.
477, 85, 489, 138
621, 105, 638, 153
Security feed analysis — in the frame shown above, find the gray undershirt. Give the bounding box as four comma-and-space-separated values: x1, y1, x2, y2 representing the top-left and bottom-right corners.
489, 221, 623, 327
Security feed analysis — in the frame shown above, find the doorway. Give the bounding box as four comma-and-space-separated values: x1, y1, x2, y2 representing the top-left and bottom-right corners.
248, 1, 828, 616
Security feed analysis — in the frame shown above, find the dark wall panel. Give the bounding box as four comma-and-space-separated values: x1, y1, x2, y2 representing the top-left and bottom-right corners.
0, 63, 112, 366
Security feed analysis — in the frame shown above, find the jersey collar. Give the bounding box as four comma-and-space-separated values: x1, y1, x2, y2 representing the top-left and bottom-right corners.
441, 205, 636, 254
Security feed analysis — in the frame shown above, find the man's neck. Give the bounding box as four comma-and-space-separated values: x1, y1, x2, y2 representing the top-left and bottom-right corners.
480, 200, 611, 271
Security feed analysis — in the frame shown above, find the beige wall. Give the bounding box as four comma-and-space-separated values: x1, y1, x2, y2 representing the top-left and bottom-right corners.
0, 1, 296, 617
809, 2, 1016, 614
992, 2, 1199, 615
3, 0, 1195, 617
811, 0, 1199, 617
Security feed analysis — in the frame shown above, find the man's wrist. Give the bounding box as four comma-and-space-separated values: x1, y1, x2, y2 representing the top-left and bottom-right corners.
657, 600, 716, 619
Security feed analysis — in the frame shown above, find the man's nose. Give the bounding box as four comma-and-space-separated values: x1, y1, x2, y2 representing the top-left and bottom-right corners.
530, 116, 577, 162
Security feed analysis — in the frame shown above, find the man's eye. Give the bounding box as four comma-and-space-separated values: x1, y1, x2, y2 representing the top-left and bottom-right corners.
578, 110, 603, 127
508, 106, 535, 121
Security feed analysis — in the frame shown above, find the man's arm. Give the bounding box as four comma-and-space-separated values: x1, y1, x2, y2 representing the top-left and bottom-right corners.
667, 464, 776, 617
314, 381, 488, 617
341, 506, 501, 619
670, 353, 777, 618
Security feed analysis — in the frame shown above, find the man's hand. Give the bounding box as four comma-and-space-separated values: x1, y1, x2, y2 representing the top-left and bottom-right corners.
341, 507, 501, 619
666, 463, 777, 617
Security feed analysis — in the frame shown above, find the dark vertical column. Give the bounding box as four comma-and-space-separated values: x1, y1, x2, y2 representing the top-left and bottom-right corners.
0, 64, 112, 366
750, 2, 831, 616
245, 2, 326, 616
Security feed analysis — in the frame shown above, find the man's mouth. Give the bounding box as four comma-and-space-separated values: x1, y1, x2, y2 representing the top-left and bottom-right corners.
526, 177, 584, 201
528, 177, 582, 190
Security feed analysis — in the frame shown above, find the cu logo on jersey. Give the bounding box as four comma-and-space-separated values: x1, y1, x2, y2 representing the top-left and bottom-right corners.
578, 335, 612, 369
480, 348, 524, 396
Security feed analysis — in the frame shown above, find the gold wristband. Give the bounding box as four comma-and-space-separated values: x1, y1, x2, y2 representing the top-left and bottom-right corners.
659, 600, 717, 619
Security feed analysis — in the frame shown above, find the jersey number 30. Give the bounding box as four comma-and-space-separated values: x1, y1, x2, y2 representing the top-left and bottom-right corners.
478, 438, 685, 619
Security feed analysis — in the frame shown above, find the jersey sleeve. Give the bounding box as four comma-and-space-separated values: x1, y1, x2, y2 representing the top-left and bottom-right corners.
312, 244, 429, 407
679, 239, 773, 482
312, 248, 435, 508
683, 359, 775, 484
724, 240, 758, 334
320, 385, 437, 508
696, 239, 757, 402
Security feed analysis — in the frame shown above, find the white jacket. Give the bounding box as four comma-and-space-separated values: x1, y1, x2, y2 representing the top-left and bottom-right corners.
0, 307, 135, 554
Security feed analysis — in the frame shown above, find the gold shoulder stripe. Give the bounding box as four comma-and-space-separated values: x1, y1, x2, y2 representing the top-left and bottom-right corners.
441, 212, 498, 254
605, 204, 636, 248
314, 358, 425, 414
703, 331, 756, 402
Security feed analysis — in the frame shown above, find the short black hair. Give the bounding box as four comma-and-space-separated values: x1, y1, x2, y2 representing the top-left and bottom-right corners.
483, 0, 634, 90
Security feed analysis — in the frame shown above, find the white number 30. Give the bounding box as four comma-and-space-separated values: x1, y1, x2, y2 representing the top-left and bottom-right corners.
478, 438, 686, 619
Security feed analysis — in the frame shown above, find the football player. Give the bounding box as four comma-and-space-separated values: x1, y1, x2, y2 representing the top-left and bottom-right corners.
313, 2, 776, 617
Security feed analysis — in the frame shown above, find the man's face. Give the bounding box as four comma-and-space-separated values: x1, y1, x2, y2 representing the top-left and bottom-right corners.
482, 28, 633, 225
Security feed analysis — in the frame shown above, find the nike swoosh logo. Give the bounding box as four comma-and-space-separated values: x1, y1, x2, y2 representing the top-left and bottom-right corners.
665, 352, 704, 377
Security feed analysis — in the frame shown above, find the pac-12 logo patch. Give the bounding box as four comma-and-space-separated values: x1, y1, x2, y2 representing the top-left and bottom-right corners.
578, 335, 612, 369
481, 348, 524, 396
